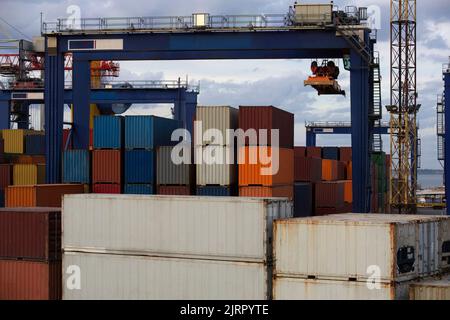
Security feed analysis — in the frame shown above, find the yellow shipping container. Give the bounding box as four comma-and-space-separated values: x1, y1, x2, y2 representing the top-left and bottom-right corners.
0, 129, 44, 154
13, 164, 46, 185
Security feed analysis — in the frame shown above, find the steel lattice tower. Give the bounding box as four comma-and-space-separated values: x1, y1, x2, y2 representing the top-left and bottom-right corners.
387, 0, 419, 214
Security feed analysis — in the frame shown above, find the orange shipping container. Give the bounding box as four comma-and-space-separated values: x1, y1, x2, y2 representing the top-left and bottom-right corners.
322, 159, 346, 181
92, 150, 122, 184
238, 147, 293, 186
346, 161, 352, 180
343, 180, 352, 203
239, 185, 293, 199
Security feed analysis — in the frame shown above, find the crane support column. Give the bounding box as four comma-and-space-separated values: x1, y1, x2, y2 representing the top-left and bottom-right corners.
0, 101, 9, 129
72, 58, 91, 149
444, 68, 450, 215
351, 50, 370, 213
44, 37, 65, 183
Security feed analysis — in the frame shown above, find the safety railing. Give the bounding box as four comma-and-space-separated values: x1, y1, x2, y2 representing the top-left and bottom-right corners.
306, 121, 389, 128
62, 79, 200, 92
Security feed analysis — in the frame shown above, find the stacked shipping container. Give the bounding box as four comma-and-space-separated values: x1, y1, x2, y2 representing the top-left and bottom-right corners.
157, 146, 193, 195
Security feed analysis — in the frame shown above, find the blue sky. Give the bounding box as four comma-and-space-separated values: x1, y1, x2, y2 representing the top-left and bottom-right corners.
1, 0, 449, 169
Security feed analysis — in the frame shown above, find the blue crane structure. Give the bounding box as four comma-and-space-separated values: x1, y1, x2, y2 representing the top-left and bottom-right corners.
443, 61, 450, 215
40, 6, 376, 212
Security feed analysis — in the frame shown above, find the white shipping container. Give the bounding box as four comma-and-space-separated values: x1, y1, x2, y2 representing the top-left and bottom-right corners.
274, 215, 447, 283
195, 106, 238, 146
409, 276, 450, 300
63, 252, 268, 300
63, 194, 292, 261
196, 146, 237, 186
294, 4, 333, 25
273, 277, 409, 300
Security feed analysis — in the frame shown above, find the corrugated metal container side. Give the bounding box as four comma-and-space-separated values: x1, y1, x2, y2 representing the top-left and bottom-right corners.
63, 150, 90, 184
0, 139, 4, 163
6, 154, 46, 164
196, 186, 235, 196
63, 252, 268, 300
321, 159, 345, 181
273, 277, 409, 300
274, 215, 448, 282
294, 147, 306, 158
195, 106, 239, 146
294, 156, 322, 182
294, 182, 313, 217
238, 106, 294, 148
238, 147, 294, 186
0, 129, 26, 154
93, 115, 123, 149
409, 276, 450, 300
322, 147, 340, 160
92, 150, 122, 184
0, 208, 61, 260
343, 180, 352, 203
125, 116, 183, 150
306, 147, 322, 158
157, 146, 192, 185
196, 146, 237, 186
62, 129, 72, 151
25, 134, 46, 155
0, 260, 61, 300
13, 164, 45, 185
0, 164, 12, 190
346, 161, 352, 179
239, 185, 293, 200
63, 194, 293, 261
92, 184, 121, 194
315, 181, 345, 208
124, 150, 155, 184
157, 185, 190, 195
0, 191, 4, 207
5, 184, 85, 208
124, 184, 154, 195
314, 206, 347, 216
339, 147, 352, 162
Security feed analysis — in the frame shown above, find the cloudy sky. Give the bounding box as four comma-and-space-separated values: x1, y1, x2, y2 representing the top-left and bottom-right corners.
1, 0, 449, 169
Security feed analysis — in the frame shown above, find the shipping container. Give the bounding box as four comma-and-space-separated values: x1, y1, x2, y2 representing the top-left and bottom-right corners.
0, 259, 61, 300
6, 154, 45, 164
92, 150, 122, 184
0, 139, 4, 163
157, 185, 190, 195
315, 181, 345, 208
273, 277, 409, 300
274, 215, 450, 282
314, 206, 347, 216
238, 147, 294, 186
92, 184, 121, 194
196, 146, 237, 186
62, 129, 72, 150
63, 194, 293, 261
0, 191, 4, 207
0, 129, 39, 154
239, 106, 294, 148
239, 185, 293, 199
124, 150, 154, 184
306, 147, 322, 158
25, 134, 46, 155
322, 147, 340, 160
63, 252, 268, 300
93, 116, 123, 149
321, 159, 345, 181
63, 150, 90, 184
409, 276, 450, 300
343, 180, 352, 203
195, 106, 238, 146
13, 163, 45, 185
157, 146, 192, 185
346, 161, 352, 180
0, 164, 11, 190
294, 156, 322, 182
125, 116, 183, 150
294, 147, 306, 158
5, 184, 85, 208
293, 182, 313, 217
339, 147, 352, 162
196, 186, 235, 196
124, 184, 154, 195
0, 208, 61, 260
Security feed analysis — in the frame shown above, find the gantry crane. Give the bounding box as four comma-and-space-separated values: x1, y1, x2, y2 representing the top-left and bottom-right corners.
386, 0, 420, 214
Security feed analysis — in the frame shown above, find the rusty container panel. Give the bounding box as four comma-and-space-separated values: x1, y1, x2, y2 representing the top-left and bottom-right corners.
0, 164, 12, 190
339, 147, 352, 162
343, 180, 352, 203
409, 276, 450, 300
294, 147, 306, 158
346, 161, 352, 180
238, 147, 294, 186
306, 147, 322, 158
294, 156, 322, 182
13, 164, 45, 185
92, 150, 122, 184
315, 181, 345, 208
5, 184, 85, 208
0, 208, 61, 260
6, 155, 46, 164
238, 106, 294, 148
157, 185, 191, 195
93, 184, 121, 194
239, 185, 293, 200
0, 259, 61, 300
314, 206, 347, 216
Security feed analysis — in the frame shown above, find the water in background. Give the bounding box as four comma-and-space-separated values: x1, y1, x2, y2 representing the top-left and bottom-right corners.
418, 172, 444, 189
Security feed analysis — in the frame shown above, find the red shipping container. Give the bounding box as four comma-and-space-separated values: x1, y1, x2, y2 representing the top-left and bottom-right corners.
157, 185, 191, 195
343, 180, 352, 203
0, 164, 12, 190
93, 184, 121, 194
294, 156, 322, 182
339, 147, 352, 162
62, 129, 72, 150
0, 260, 61, 300
306, 147, 322, 158
294, 147, 306, 158
0, 208, 61, 261
315, 181, 345, 208
315, 206, 347, 216
239, 185, 294, 200
346, 161, 353, 180
337, 161, 346, 180
239, 106, 294, 148
92, 150, 121, 184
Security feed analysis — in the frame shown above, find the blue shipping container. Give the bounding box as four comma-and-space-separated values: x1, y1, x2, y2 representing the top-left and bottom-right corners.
294, 182, 313, 217
63, 150, 90, 184
94, 116, 123, 149
124, 184, 154, 195
25, 135, 46, 155
125, 116, 183, 150
196, 186, 235, 197
322, 147, 340, 160
124, 150, 155, 184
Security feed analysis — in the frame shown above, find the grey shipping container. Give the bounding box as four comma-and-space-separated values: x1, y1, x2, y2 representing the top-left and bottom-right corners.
156, 146, 193, 185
